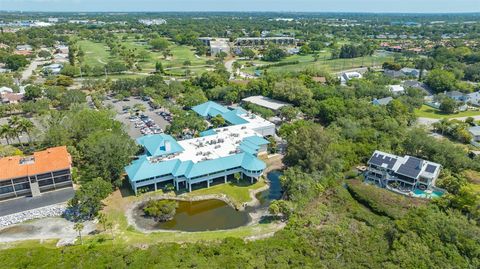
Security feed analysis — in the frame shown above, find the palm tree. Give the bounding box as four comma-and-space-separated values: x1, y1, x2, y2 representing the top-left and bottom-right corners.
8, 116, 23, 147
74, 222, 84, 245
0, 124, 13, 145
17, 118, 34, 144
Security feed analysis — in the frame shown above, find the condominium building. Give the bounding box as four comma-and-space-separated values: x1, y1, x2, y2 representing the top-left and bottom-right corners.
0, 146, 73, 201
125, 101, 274, 194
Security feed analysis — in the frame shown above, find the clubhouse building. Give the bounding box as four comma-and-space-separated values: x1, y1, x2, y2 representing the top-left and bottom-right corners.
0, 146, 73, 201
125, 101, 275, 194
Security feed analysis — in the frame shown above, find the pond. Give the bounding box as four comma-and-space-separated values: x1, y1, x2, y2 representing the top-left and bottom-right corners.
133, 199, 250, 232
255, 170, 283, 207
132, 170, 283, 232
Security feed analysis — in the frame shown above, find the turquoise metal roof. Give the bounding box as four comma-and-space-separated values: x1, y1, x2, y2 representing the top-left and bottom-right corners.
200, 129, 217, 137
125, 155, 181, 181
192, 102, 249, 125
183, 153, 266, 178
192, 101, 229, 117
241, 153, 266, 171
243, 135, 270, 146
239, 143, 258, 155
221, 109, 249, 125
172, 160, 193, 177
126, 102, 269, 184
137, 134, 184, 157
241, 140, 260, 150
126, 153, 266, 182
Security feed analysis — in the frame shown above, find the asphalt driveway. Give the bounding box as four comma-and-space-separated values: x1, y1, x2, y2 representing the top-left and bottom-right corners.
0, 188, 74, 217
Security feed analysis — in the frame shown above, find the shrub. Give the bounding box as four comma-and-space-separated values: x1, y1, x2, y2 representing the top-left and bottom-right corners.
143, 200, 178, 222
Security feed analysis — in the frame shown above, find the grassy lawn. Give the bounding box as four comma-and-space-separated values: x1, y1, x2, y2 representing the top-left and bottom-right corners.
183, 177, 267, 208
92, 178, 274, 245
78, 40, 111, 68
78, 36, 212, 77
415, 105, 480, 119
241, 50, 393, 75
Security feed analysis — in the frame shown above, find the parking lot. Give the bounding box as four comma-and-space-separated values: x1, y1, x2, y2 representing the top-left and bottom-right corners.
104, 97, 171, 139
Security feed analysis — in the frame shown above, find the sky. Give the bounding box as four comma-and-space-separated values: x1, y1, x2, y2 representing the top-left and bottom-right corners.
1, 0, 480, 13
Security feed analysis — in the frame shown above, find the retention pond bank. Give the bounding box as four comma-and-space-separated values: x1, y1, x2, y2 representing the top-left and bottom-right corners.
130, 170, 283, 232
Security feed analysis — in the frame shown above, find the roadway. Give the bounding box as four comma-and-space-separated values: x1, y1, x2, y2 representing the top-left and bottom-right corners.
21, 57, 45, 82
417, 115, 480, 127
0, 188, 74, 217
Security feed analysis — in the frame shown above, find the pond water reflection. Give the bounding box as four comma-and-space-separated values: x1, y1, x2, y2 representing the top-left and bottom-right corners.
132, 171, 283, 232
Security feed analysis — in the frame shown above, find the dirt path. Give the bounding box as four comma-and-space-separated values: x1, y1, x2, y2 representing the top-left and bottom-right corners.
0, 218, 96, 244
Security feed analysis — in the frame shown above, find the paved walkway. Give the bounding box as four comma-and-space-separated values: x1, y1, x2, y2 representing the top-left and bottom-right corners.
0, 188, 74, 217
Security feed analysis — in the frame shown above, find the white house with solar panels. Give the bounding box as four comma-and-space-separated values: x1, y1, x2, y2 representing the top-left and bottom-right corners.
365, 150, 443, 197
125, 101, 275, 194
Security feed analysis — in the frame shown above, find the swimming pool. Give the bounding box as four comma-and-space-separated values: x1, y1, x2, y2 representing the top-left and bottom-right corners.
412, 189, 444, 199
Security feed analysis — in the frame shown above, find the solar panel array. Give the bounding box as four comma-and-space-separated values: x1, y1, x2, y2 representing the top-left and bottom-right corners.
425, 164, 438, 173
396, 157, 422, 179
368, 153, 397, 169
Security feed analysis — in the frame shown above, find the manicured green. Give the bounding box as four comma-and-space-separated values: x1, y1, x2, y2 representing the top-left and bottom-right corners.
78, 40, 111, 68
183, 177, 267, 208
415, 105, 480, 119
240, 50, 393, 75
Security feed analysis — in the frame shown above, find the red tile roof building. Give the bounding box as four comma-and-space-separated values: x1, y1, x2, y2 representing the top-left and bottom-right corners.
0, 146, 72, 201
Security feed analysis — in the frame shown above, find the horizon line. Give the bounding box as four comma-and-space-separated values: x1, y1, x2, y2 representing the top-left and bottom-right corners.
1, 10, 480, 15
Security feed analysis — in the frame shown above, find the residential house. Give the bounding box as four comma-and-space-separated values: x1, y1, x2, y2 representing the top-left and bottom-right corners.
384, 68, 426, 79
469, 126, 480, 142
403, 80, 431, 95
43, 63, 63, 75
384, 69, 405, 78
340, 71, 362, 85
366, 150, 442, 195
445, 91, 465, 102
400, 67, 423, 78
389, 85, 405, 95
465, 91, 480, 106
372, 97, 393, 106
